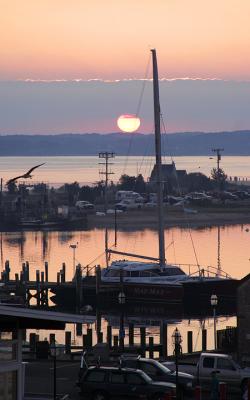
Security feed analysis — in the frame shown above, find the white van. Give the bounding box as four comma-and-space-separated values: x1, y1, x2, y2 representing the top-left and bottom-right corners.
115, 190, 143, 202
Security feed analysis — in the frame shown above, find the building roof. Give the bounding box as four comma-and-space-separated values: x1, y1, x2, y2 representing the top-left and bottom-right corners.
0, 305, 95, 329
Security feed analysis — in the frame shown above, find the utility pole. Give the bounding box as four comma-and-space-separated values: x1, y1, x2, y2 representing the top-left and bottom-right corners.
99, 152, 115, 213
212, 148, 224, 173
212, 148, 224, 190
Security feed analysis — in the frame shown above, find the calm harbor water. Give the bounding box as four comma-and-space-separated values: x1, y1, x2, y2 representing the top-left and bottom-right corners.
1, 224, 249, 280
0, 155, 249, 186
2, 224, 247, 352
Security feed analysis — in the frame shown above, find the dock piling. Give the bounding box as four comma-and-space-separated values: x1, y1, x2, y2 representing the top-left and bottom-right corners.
187, 331, 193, 354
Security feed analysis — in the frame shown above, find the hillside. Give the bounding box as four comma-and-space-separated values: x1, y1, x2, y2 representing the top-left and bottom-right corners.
0, 130, 250, 156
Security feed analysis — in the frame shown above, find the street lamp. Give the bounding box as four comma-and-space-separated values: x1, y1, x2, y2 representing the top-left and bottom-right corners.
172, 327, 182, 400
69, 243, 78, 274
118, 292, 126, 352
211, 294, 218, 350
50, 341, 57, 400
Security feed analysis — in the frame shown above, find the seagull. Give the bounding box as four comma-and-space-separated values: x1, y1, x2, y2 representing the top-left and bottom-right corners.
6, 163, 45, 185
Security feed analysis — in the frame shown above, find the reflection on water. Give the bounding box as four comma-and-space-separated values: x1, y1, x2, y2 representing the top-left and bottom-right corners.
1, 224, 250, 280
12, 224, 241, 353
29, 314, 236, 355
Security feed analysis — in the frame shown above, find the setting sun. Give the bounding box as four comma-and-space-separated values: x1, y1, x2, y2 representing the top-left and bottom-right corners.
117, 114, 141, 133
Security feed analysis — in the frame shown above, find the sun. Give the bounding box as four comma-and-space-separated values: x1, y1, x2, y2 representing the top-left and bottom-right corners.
117, 114, 141, 133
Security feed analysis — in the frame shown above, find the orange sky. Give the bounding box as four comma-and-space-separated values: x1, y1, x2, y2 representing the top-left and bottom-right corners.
1, 0, 250, 80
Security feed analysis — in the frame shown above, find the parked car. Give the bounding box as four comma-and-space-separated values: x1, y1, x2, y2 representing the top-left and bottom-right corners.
220, 191, 238, 200
78, 365, 176, 400
75, 201, 95, 210
163, 352, 250, 394
185, 192, 212, 201
121, 355, 194, 397
165, 196, 184, 205
233, 191, 250, 200
115, 191, 144, 203
145, 201, 157, 208
115, 199, 143, 211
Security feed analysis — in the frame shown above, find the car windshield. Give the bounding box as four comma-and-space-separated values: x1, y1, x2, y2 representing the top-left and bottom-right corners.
152, 361, 171, 374
138, 370, 152, 383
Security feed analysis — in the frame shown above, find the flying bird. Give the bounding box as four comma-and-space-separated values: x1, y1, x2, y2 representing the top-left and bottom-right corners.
6, 163, 45, 185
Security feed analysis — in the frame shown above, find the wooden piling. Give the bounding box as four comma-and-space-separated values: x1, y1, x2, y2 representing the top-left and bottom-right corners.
149, 337, 154, 358
187, 331, 193, 354
128, 323, 134, 346
113, 335, 119, 349
49, 333, 55, 345
202, 329, 207, 351
95, 265, 101, 295
160, 322, 168, 359
97, 331, 103, 343
76, 323, 82, 337
140, 327, 146, 357
45, 262, 48, 282
65, 331, 71, 355
26, 261, 30, 281
5, 260, 10, 282
61, 263, 66, 283
107, 325, 112, 349
87, 328, 93, 348
30, 333, 37, 353
36, 270, 40, 307
82, 334, 88, 349
75, 265, 83, 312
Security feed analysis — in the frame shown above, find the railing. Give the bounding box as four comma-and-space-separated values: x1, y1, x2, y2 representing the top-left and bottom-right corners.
172, 262, 231, 279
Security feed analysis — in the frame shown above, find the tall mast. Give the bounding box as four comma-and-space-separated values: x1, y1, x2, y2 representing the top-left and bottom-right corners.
151, 49, 166, 267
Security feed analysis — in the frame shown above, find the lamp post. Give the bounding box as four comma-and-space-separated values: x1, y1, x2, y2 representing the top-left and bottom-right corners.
118, 292, 126, 352
211, 294, 218, 350
50, 341, 57, 400
172, 327, 182, 400
69, 243, 78, 275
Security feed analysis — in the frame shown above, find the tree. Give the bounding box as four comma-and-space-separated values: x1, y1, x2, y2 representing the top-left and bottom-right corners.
64, 182, 80, 205
186, 172, 212, 192
119, 174, 137, 191
6, 181, 17, 194
135, 174, 146, 193
211, 168, 227, 190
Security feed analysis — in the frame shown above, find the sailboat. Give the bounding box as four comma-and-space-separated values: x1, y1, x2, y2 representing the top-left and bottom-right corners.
100, 49, 238, 306
51, 50, 238, 310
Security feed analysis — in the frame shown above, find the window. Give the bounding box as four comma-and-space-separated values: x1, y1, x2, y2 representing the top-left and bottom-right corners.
123, 360, 137, 369
110, 372, 125, 384
203, 357, 215, 369
126, 373, 144, 385
0, 337, 17, 362
86, 370, 106, 383
140, 362, 158, 376
217, 358, 235, 371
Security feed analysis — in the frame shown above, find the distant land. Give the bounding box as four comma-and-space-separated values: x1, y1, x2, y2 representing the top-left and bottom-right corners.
0, 131, 250, 156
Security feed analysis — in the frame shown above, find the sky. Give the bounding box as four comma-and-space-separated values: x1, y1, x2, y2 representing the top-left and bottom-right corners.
1, 0, 250, 134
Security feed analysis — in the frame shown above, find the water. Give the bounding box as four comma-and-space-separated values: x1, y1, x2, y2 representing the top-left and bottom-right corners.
2, 224, 246, 352
1, 225, 249, 280
0, 155, 249, 186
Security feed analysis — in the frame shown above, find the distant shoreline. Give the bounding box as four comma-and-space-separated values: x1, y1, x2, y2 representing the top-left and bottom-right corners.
87, 208, 250, 230
0, 131, 249, 156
